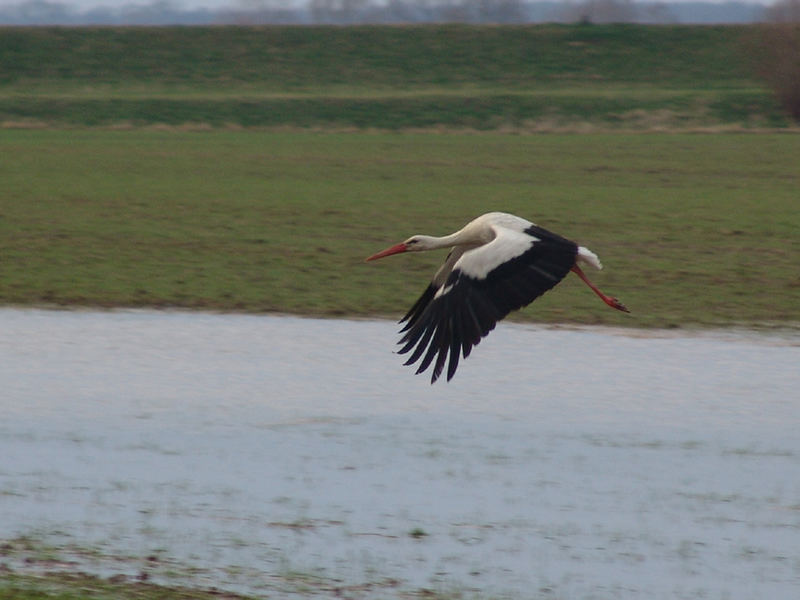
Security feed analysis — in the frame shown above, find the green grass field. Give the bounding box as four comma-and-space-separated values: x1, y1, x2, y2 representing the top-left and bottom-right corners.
0, 25, 792, 129
2, 129, 798, 329
0, 26, 798, 325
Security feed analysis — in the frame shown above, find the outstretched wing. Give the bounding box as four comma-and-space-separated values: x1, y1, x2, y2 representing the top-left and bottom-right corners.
398, 224, 578, 383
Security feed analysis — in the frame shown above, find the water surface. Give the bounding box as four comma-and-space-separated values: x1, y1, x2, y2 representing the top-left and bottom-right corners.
2, 309, 799, 598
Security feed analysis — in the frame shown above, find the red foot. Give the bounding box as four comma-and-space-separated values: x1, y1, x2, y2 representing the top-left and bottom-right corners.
571, 265, 630, 313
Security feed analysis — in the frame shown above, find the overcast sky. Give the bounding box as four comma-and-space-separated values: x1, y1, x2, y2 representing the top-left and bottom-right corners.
0, 0, 782, 9
0, 0, 239, 8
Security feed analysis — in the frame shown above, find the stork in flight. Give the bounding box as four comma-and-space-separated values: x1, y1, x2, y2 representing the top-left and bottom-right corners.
366, 212, 629, 383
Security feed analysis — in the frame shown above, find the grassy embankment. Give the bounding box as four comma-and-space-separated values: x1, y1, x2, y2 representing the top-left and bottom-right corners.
0, 25, 792, 129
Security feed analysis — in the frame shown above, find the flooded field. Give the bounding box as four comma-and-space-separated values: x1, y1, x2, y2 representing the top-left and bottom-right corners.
1, 309, 799, 599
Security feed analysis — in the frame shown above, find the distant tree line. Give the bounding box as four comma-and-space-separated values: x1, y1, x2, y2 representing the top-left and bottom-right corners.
0, 0, 784, 25
748, 0, 800, 120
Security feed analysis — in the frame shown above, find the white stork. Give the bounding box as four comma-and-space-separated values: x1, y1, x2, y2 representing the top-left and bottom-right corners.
366, 212, 629, 383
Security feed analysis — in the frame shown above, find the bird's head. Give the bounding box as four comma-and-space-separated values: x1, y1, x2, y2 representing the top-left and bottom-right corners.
365, 235, 430, 261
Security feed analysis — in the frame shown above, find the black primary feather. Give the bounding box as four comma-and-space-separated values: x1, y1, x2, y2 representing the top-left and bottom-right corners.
398, 224, 578, 383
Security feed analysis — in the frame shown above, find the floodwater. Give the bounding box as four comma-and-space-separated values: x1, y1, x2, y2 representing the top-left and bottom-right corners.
1, 308, 799, 599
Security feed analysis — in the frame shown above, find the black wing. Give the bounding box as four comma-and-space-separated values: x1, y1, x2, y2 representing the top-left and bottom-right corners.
397, 225, 578, 383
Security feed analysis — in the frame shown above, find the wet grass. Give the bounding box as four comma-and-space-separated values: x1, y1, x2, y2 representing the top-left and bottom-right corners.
1, 129, 798, 329
0, 540, 447, 600
0, 573, 249, 600
0, 535, 427, 599
0, 572, 461, 600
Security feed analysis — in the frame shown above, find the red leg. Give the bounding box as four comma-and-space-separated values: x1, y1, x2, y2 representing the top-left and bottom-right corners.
571, 265, 630, 313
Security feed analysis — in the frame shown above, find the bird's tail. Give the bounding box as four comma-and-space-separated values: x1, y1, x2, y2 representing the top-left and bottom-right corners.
576, 246, 603, 270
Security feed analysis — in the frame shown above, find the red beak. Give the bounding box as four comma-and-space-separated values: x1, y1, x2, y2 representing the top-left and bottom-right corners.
365, 242, 408, 262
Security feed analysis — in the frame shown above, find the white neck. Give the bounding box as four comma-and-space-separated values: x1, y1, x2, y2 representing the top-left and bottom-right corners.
417, 219, 491, 250
415, 231, 468, 250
